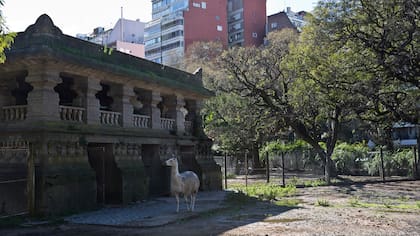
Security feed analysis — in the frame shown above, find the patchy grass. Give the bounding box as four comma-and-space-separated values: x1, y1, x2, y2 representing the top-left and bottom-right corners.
228, 183, 297, 201
316, 199, 331, 207
347, 196, 420, 211
303, 179, 327, 187
348, 196, 361, 207
263, 218, 305, 223
275, 198, 302, 207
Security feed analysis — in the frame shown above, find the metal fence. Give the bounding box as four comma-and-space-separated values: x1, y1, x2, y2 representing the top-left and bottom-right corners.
214, 148, 418, 189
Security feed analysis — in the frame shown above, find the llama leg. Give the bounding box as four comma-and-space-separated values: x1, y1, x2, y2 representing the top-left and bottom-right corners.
191, 194, 196, 212
184, 195, 190, 211
175, 194, 180, 213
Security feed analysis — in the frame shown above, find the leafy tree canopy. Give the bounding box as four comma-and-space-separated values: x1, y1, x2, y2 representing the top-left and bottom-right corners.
0, 0, 15, 63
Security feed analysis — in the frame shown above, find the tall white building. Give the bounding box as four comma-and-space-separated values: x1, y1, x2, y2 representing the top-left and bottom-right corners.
77, 18, 146, 58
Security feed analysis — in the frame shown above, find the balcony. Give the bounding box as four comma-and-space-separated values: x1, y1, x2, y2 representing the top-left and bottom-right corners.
100, 110, 122, 126
160, 118, 175, 131
133, 114, 151, 128
2, 105, 27, 121
59, 105, 85, 122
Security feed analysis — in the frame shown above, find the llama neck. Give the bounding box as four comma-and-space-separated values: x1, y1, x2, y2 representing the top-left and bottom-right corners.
171, 162, 180, 177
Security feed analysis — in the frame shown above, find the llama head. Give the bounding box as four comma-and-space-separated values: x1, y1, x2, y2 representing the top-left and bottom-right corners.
165, 157, 178, 167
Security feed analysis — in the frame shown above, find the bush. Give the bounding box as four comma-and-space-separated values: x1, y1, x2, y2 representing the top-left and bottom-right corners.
332, 142, 369, 175
365, 149, 414, 176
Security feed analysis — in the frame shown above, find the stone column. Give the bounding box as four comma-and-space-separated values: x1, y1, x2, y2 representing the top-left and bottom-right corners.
85, 78, 101, 125
150, 91, 162, 129
26, 68, 61, 121
0, 80, 11, 120
175, 95, 186, 135
121, 85, 134, 128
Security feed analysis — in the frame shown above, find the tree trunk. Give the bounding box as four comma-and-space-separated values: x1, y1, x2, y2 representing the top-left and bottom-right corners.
251, 143, 262, 170
325, 152, 331, 184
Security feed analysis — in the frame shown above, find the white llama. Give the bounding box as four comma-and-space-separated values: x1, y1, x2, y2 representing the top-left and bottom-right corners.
165, 157, 200, 213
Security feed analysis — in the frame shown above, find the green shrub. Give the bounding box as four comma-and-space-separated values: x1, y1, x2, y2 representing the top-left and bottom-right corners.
365, 149, 414, 176
332, 142, 369, 175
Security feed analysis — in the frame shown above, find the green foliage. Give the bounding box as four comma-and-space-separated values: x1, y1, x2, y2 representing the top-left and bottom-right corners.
332, 142, 369, 175
262, 139, 310, 155
229, 183, 297, 201
303, 179, 327, 187
365, 149, 414, 176
0, 0, 16, 63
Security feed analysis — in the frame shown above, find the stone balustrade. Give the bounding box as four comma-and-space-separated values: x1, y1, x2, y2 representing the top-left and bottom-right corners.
160, 118, 175, 131
2, 105, 27, 121
100, 110, 122, 126
59, 105, 85, 122
133, 114, 151, 128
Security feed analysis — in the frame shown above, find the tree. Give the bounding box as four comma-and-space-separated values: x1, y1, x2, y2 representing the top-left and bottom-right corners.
315, 0, 419, 124
0, 0, 15, 63
185, 41, 276, 168
216, 28, 357, 183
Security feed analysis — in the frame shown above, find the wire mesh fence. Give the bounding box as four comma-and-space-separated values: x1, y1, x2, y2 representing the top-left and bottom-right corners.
214, 148, 419, 189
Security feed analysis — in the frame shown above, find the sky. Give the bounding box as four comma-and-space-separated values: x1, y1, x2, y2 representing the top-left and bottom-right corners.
2, 0, 316, 36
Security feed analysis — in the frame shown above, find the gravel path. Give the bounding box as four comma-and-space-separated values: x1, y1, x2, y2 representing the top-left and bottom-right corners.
1, 180, 419, 236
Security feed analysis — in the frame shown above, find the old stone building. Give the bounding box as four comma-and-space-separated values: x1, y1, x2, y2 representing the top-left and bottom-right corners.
0, 15, 221, 216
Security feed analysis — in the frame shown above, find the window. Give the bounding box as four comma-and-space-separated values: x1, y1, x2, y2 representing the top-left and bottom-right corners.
217, 25, 223, 31
252, 32, 258, 38
271, 22, 278, 29
201, 2, 206, 9
193, 2, 200, 7
215, 15, 220, 21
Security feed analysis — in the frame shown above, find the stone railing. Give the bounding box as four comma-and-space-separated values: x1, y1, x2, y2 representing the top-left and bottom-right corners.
2, 105, 27, 121
133, 114, 151, 128
100, 110, 122, 126
160, 118, 175, 131
59, 105, 85, 122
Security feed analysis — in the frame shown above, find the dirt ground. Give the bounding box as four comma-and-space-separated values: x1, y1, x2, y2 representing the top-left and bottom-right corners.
1, 180, 420, 236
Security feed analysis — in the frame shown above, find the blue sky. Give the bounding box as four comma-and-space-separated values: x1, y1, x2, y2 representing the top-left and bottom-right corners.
3, 0, 316, 36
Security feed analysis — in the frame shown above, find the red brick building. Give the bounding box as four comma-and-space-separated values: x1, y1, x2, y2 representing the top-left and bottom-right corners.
145, 0, 267, 65
184, 0, 229, 50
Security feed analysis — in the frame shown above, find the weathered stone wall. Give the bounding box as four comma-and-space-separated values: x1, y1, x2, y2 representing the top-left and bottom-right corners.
33, 138, 96, 216
114, 143, 148, 203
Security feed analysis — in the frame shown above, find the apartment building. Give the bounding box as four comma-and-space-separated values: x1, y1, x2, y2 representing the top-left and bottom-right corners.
145, 0, 266, 66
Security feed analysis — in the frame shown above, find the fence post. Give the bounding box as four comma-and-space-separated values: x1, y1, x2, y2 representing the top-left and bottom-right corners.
245, 151, 248, 188
380, 146, 385, 182
282, 152, 285, 187
266, 152, 269, 183
224, 152, 228, 189
413, 146, 418, 180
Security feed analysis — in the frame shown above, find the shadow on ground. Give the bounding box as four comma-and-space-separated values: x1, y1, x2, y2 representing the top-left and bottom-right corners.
0, 191, 299, 236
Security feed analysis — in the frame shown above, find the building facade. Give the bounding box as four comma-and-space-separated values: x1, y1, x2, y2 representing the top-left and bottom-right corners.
227, 0, 266, 47
268, 7, 307, 33
145, 0, 266, 66
0, 15, 221, 216
77, 18, 146, 58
